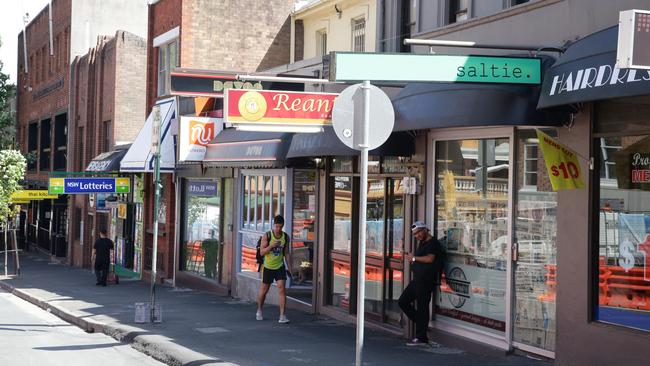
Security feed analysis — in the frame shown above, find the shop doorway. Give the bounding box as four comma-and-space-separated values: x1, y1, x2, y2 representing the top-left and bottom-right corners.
433, 136, 510, 343
431, 128, 557, 356
327, 170, 407, 324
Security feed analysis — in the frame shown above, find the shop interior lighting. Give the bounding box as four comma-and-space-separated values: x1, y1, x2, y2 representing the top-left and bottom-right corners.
235, 124, 323, 133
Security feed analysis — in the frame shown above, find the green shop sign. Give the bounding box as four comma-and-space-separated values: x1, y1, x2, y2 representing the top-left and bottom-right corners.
328, 52, 541, 85
49, 177, 130, 194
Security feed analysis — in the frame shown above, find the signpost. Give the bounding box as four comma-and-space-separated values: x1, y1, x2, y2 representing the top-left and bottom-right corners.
150, 105, 162, 323
332, 82, 394, 366
328, 52, 542, 84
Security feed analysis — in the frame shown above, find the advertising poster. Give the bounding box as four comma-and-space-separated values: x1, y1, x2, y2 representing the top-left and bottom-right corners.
179, 116, 223, 162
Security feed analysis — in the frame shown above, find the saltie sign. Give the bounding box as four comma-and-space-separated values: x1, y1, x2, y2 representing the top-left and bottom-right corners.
225, 89, 338, 126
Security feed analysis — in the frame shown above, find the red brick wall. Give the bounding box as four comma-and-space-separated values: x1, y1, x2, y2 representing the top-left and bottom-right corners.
17, 0, 72, 182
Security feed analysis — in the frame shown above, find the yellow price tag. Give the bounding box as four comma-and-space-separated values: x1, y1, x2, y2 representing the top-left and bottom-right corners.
536, 129, 585, 191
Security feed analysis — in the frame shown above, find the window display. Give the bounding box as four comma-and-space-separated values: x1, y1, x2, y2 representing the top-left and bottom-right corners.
435, 139, 509, 334
239, 174, 285, 273
330, 175, 352, 309
596, 134, 650, 332
288, 170, 317, 304
183, 180, 221, 280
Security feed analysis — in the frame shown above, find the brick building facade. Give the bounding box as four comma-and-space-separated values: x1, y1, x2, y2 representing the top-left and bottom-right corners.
67, 31, 147, 267
137, 0, 294, 285
16, 0, 147, 261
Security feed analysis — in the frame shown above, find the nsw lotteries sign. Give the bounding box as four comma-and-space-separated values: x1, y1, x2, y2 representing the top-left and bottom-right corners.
225, 89, 338, 126
179, 117, 223, 161
49, 178, 130, 195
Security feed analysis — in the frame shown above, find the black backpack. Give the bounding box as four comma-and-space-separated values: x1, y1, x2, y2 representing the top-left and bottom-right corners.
255, 231, 289, 272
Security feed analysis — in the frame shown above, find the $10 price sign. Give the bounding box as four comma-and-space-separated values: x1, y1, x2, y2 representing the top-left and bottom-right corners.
536, 129, 585, 191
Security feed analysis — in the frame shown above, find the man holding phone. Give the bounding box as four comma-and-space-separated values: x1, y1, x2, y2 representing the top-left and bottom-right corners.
399, 221, 442, 346
256, 215, 293, 323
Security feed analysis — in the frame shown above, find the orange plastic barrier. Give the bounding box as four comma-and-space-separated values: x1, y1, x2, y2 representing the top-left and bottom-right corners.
604, 266, 650, 310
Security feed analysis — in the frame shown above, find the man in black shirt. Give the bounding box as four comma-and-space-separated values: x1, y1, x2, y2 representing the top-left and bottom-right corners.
92, 228, 114, 287
399, 221, 442, 346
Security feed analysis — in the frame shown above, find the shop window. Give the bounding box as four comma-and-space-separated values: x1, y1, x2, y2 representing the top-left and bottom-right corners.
595, 133, 650, 332
332, 156, 353, 173
511, 0, 529, 5
239, 173, 286, 273
352, 17, 365, 52
434, 138, 509, 335
182, 180, 221, 280
330, 175, 353, 309
157, 39, 179, 97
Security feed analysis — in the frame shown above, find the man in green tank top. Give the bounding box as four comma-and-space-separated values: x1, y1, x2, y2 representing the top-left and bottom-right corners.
256, 215, 294, 323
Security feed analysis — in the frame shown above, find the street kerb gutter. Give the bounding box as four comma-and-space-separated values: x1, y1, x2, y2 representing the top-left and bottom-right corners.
0, 279, 235, 366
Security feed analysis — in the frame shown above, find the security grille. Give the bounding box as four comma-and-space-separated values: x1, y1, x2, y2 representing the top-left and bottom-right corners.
352, 18, 365, 52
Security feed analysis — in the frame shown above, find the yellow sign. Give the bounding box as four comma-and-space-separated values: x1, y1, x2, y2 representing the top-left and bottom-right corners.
536, 129, 585, 191
117, 203, 128, 219
11, 190, 59, 201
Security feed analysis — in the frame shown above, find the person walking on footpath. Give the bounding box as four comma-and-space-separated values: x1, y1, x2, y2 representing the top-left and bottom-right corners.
399, 221, 443, 346
92, 228, 114, 287
256, 215, 293, 323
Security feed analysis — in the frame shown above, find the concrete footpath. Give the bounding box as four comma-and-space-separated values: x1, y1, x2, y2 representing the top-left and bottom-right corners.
0, 252, 551, 366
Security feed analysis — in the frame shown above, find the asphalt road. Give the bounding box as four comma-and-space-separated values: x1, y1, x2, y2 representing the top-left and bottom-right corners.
0, 289, 165, 366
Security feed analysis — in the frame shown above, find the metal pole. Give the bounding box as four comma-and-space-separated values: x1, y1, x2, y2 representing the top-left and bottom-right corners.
4, 224, 7, 276
150, 106, 162, 322
402, 38, 565, 53
48, 1, 53, 56
355, 80, 371, 366
22, 14, 29, 74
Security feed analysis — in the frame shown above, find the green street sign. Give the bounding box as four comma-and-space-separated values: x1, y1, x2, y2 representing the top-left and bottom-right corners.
329, 52, 542, 85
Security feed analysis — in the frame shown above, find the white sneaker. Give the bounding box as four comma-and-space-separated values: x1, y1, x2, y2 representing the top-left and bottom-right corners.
256, 310, 263, 321
278, 315, 290, 324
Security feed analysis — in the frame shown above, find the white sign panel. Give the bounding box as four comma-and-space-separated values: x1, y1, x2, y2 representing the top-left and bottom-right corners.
179, 117, 223, 162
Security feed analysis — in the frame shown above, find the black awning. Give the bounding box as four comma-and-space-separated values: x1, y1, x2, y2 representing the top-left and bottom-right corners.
286, 128, 414, 158
392, 81, 559, 131
538, 25, 650, 109
85, 148, 128, 172
203, 129, 292, 167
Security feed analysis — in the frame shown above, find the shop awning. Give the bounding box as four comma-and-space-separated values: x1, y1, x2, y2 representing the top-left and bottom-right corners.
120, 97, 177, 173
85, 147, 129, 172
286, 128, 414, 158
203, 129, 291, 168
538, 25, 650, 109
392, 77, 560, 131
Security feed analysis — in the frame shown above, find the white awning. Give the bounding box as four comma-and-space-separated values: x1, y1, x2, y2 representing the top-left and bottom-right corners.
120, 97, 177, 173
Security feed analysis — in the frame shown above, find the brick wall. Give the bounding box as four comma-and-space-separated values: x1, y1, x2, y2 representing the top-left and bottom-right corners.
114, 31, 147, 144
68, 31, 147, 267
180, 0, 293, 72
17, 0, 72, 182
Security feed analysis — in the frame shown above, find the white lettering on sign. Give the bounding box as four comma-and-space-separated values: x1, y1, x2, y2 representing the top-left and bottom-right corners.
245, 146, 263, 156
549, 64, 650, 96
86, 160, 112, 171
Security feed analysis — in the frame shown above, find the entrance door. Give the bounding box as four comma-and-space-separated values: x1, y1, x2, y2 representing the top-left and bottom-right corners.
433, 137, 511, 342
512, 129, 557, 356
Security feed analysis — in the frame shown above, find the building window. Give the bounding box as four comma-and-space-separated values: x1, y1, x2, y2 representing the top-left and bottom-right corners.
27, 122, 38, 171
157, 39, 179, 97
448, 0, 469, 24
239, 174, 286, 273
352, 17, 365, 52
77, 126, 84, 171
316, 29, 327, 57
595, 133, 650, 333
524, 143, 538, 187
511, 0, 529, 5
53, 113, 67, 171
39, 118, 51, 171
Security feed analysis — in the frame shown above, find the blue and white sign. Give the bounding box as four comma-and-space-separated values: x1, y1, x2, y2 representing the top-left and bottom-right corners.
187, 181, 218, 197
49, 177, 130, 194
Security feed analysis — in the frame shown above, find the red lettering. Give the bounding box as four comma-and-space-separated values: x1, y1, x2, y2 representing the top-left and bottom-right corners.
551, 165, 559, 177
567, 162, 580, 179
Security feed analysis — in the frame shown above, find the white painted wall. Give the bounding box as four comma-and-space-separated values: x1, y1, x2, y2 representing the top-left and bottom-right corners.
299, 0, 377, 59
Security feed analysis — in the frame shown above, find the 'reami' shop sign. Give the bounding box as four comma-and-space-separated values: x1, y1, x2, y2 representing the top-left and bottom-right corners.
225, 89, 338, 126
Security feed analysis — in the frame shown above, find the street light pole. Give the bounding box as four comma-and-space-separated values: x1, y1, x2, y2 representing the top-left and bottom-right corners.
150, 106, 162, 322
